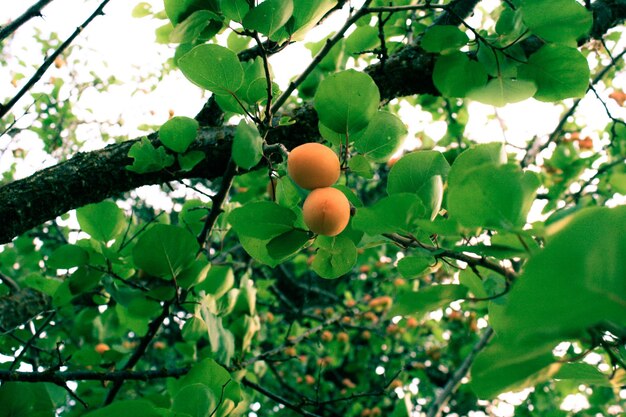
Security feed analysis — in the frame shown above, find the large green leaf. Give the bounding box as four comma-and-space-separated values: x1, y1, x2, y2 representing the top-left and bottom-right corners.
266, 229, 311, 260
447, 163, 540, 230
77, 201, 126, 242
494, 206, 626, 343
220, 0, 249, 22
421, 25, 469, 54
387, 150, 450, 220
169, 10, 220, 44
312, 235, 357, 279
228, 202, 297, 239
164, 0, 218, 25
390, 285, 469, 317
273, 0, 337, 41
159, 116, 199, 153
172, 384, 216, 417
521, 0, 592, 44
178, 44, 244, 95
232, 120, 263, 170
433, 52, 488, 98
83, 400, 160, 417
0, 382, 54, 417
132, 224, 199, 278
314, 69, 380, 134
468, 77, 537, 107
46, 244, 89, 269
470, 337, 560, 399
447, 142, 507, 185
352, 193, 426, 235
519, 44, 590, 101
242, 0, 294, 38
554, 363, 612, 387
196, 265, 234, 298
353, 111, 407, 162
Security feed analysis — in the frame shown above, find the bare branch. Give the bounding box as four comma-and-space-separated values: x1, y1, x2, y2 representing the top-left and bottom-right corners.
425, 327, 494, 417
0, 0, 111, 119
0, 367, 189, 383
0, 0, 55, 42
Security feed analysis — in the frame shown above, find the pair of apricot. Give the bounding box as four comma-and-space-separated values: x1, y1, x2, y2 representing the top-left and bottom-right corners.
287, 143, 350, 236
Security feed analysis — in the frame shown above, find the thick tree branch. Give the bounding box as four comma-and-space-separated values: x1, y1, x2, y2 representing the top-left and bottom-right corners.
0, 367, 189, 383
1, 0, 625, 243
0, 0, 111, 119
0, 0, 55, 42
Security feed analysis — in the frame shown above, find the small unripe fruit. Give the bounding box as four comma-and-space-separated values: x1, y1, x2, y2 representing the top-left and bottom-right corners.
337, 332, 349, 343
287, 143, 340, 190
305, 374, 316, 385
95, 343, 110, 355
153, 341, 166, 350
321, 330, 333, 342
285, 347, 297, 356
303, 188, 350, 236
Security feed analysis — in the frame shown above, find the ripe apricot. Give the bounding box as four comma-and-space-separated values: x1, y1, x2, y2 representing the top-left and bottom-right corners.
95, 343, 110, 355
303, 187, 350, 236
287, 143, 340, 190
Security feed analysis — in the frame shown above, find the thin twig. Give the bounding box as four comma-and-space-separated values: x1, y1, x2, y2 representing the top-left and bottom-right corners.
9, 312, 55, 371
0, 0, 111, 119
242, 378, 325, 417
103, 299, 174, 405
522, 48, 626, 167
0, 0, 55, 42
425, 327, 494, 417
270, 0, 375, 114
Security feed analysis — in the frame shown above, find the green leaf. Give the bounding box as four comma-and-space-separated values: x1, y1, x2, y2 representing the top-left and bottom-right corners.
467, 77, 537, 107
447, 163, 540, 230
353, 111, 407, 162
177, 258, 211, 289
220, 0, 250, 22
348, 154, 373, 178
178, 44, 244, 94
274, 176, 301, 208
521, 0, 592, 44
172, 384, 216, 417
126, 137, 175, 174
470, 337, 560, 398
83, 400, 160, 417
314, 69, 380, 134
178, 150, 205, 171
46, 244, 89, 269
387, 150, 450, 220
77, 201, 126, 242
280, 0, 338, 41
448, 142, 507, 185
345, 25, 379, 56
228, 202, 297, 239
390, 285, 469, 317
179, 199, 209, 235
132, 224, 199, 278
232, 120, 263, 170
131, 2, 152, 18
182, 316, 209, 341
397, 256, 433, 278
196, 265, 235, 299
170, 10, 219, 44
493, 206, 626, 345
352, 193, 426, 235
0, 382, 54, 417
242, 0, 294, 38
421, 25, 469, 54
164, 0, 218, 25
312, 235, 357, 279
433, 52, 488, 98
159, 116, 198, 153
519, 44, 590, 102
554, 363, 611, 386
267, 229, 311, 260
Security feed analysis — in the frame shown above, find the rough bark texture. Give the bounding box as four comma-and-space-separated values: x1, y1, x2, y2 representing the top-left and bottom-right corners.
0, 0, 624, 244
